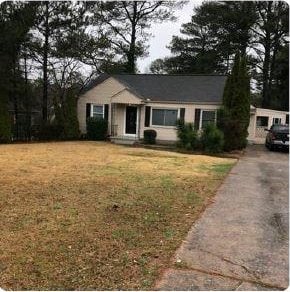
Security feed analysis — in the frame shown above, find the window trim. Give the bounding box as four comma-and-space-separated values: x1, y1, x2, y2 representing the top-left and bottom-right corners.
91, 104, 105, 119
199, 109, 217, 130
150, 107, 180, 128
272, 117, 282, 125
256, 116, 269, 127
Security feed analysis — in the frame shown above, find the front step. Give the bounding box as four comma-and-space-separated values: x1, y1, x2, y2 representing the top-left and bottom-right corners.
110, 136, 140, 145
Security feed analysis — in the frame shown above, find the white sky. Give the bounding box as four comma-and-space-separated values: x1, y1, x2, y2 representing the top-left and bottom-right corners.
138, 0, 203, 73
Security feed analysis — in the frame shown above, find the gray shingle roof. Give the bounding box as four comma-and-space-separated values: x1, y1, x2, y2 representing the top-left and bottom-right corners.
83, 73, 227, 103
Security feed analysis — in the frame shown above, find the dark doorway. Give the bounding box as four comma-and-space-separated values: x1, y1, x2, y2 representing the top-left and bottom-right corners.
125, 106, 137, 135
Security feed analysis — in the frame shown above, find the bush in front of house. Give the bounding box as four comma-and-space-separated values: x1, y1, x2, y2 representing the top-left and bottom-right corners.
143, 129, 157, 144
86, 117, 108, 141
176, 119, 199, 150
201, 123, 224, 153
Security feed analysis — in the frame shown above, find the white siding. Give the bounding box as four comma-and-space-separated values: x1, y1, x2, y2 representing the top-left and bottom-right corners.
140, 103, 220, 142
77, 77, 125, 133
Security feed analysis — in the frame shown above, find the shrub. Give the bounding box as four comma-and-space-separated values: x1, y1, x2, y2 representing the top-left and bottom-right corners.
38, 123, 63, 141
0, 101, 11, 143
86, 117, 108, 141
176, 119, 198, 150
201, 123, 224, 153
217, 107, 247, 151
143, 129, 157, 144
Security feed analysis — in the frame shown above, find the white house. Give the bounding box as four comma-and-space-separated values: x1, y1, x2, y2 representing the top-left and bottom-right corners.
77, 73, 289, 144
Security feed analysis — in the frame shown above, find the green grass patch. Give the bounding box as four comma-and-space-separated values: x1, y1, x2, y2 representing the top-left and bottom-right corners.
211, 163, 234, 174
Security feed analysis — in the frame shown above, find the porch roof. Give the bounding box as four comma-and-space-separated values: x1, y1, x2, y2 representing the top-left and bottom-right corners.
111, 89, 145, 105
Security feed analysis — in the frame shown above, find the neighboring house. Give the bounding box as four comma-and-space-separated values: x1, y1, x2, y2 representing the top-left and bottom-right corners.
248, 106, 289, 143
77, 74, 289, 144
8, 100, 42, 141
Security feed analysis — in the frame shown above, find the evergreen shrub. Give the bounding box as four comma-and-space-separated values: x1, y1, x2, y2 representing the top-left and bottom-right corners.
143, 129, 157, 144
176, 119, 199, 150
201, 123, 224, 153
86, 117, 108, 141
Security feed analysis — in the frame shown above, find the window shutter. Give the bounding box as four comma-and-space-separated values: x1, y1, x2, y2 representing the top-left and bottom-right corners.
180, 108, 185, 123
86, 103, 91, 120
145, 106, 151, 127
104, 104, 109, 121
194, 109, 201, 130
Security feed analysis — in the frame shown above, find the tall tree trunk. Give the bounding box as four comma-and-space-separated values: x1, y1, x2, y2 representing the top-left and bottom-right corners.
126, 2, 137, 73
24, 53, 31, 140
42, 1, 49, 123
261, 31, 271, 108
268, 2, 284, 105
261, 2, 273, 109
12, 59, 19, 140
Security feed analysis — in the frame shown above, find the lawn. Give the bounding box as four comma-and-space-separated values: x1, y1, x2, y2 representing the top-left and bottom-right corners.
0, 142, 235, 290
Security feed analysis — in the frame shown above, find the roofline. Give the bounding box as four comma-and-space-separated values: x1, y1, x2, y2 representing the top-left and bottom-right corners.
79, 73, 111, 95
255, 107, 289, 114
112, 73, 228, 77
111, 76, 146, 100
80, 75, 146, 100
80, 73, 228, 103
145, 100, 222, 105
110, 88, 144, 103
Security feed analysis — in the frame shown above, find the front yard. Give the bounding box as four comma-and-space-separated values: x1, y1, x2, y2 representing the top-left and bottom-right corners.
0, 142, 235, 290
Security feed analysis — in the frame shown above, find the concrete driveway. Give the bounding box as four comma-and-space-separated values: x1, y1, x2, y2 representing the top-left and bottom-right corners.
156, 145, 289, 290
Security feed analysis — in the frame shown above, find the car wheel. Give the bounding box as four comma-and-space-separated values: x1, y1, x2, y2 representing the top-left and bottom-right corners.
269, 144, 275, 151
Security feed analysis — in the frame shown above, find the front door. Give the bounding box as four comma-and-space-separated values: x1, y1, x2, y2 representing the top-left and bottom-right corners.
125, 106, 137, 135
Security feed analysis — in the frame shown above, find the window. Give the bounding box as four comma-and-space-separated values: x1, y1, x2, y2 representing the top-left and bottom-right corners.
256, 116, 268, 127
151, 109, 178, 126
91, 105, 104, 119
200, 110, 216, 129
272, 117, 281, 125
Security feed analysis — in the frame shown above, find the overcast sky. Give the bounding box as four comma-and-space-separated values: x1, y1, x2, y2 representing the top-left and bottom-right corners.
138, 0, 203, 73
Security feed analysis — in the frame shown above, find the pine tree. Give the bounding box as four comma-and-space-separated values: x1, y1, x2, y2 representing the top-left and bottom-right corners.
220, 52, 250, 151
0, 2, 37, 142
150, 2, 257, 74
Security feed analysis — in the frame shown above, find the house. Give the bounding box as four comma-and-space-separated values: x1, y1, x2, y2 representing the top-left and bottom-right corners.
8, 100, 42, 141
248, 106, 289, 144
77, 74, 289, 144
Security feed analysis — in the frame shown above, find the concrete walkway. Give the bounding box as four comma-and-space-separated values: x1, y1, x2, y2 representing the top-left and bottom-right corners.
156, 145, 289, 290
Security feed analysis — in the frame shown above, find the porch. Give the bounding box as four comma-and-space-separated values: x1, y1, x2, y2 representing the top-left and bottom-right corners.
110, 135, 140, 145
109, 102, 144, 144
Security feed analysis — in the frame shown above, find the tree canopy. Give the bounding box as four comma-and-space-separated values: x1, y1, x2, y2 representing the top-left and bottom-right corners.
150, 1, 289, 111
0, 1, 288, 143
0, 1, 185, 141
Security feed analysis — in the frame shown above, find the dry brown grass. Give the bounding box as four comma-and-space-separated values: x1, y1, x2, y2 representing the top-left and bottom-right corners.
0, 141, 235, 290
